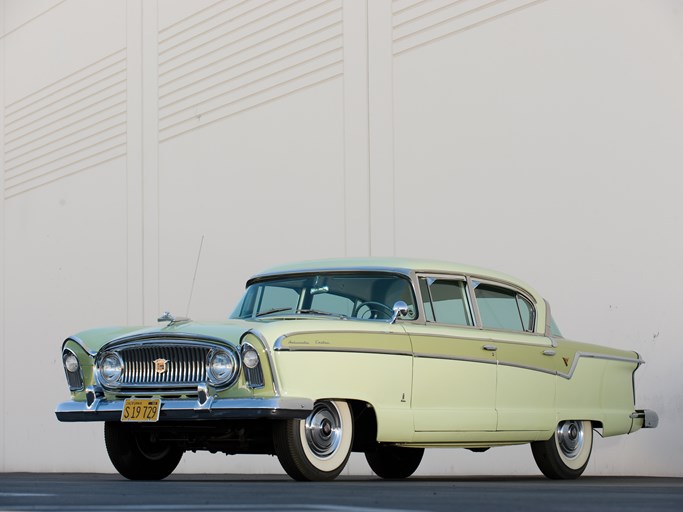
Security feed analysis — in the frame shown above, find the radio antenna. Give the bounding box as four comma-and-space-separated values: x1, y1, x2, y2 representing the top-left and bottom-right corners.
186, 234, 205, 317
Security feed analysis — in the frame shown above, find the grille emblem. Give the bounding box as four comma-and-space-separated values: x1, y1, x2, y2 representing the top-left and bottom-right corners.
154, 358, 169, 374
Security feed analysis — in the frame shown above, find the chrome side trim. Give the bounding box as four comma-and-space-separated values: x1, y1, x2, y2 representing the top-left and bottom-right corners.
273, 329, 408, 351
62, 347, 85, 391
276, 345, 414, 357
406, 331, 551, 344
413, 352, 497, 367
240, 341, 265, 389
244, 330, 281, 396
55, 397, 314, 422
62, 336, 97, 357
272, 341, 643, 380
558, 352, 644, 380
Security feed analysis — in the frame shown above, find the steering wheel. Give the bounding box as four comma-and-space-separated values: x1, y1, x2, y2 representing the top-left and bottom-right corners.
355, 301, 394, 320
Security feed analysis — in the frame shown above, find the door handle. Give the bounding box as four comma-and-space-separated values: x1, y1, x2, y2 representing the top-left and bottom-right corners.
543, 349, 556, 356
482, 344, 497, 351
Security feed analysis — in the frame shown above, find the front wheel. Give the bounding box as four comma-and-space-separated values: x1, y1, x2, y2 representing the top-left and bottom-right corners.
531, 420, 593, 479
104, 422, 183, 480
365, 445, 424, 479
273, 400, 353, 481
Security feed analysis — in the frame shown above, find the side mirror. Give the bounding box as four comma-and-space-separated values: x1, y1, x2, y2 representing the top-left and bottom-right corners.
390, 301, 409, 324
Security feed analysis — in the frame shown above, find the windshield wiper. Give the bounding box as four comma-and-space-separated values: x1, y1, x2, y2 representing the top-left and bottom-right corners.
295, 309, 348, 319
255, 307, 292, 317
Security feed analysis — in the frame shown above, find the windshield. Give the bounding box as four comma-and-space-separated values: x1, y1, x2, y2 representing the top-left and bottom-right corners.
231, 272, 417, 321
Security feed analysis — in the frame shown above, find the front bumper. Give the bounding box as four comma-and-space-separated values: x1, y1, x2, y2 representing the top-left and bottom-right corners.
55, 396, 314, 422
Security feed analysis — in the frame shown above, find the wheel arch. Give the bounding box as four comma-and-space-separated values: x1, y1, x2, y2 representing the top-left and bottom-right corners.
347, 399, 378, 452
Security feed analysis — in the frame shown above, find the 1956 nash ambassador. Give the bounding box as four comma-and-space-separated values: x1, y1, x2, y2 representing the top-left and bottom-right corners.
56, 258, 657, 481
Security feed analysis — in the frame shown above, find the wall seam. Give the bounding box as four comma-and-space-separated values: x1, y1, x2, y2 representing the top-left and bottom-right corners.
0, 0, 7, 473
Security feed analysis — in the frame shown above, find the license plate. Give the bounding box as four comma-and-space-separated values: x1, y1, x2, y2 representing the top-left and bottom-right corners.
121, 398, 161, 422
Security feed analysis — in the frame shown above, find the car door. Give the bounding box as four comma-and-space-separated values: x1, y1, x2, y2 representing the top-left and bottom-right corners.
407, 276, 498, 433
471, 280, 559, 431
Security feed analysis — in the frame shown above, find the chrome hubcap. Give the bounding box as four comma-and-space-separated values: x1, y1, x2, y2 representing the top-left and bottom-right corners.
304, 402, 342, 458
556, 420, 584, 459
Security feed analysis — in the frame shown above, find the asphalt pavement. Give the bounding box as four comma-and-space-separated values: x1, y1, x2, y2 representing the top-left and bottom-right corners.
1, 473, 682, 512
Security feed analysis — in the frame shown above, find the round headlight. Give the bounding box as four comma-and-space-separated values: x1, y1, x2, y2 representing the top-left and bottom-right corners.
207, 349, 238, 386
64, 353, 80, 373
242, 348, 260, 369
99, 352, 123, 384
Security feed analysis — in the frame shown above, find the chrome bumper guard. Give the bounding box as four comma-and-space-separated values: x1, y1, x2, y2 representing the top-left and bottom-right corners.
630, 409, 659, 428
55, 396, 314, 422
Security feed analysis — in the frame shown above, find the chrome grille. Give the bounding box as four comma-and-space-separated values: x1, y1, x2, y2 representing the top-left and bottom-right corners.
117, 344, 209, 389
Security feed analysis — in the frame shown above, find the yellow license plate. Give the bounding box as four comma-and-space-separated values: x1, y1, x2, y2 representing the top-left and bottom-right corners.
121, 398, 161, 422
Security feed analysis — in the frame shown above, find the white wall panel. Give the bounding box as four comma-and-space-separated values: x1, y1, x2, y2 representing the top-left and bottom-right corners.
3, 161, 128, 471
1, 0, 129, 472
3, 0, 125, 103
1, 0, 62, 34
157, 77, 346, 321
391, 0, 682, 475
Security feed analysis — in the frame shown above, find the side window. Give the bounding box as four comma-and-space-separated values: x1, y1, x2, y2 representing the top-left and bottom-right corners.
419, 277, 473, 326
473, 282, 535, 332
549, 314, 563, 337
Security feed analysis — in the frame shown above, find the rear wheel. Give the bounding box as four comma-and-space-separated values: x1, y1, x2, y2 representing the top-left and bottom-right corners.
104, 422, 183, 480
273, 400, 353, 481
365, 445, 424, 479
531, 420, 593, 479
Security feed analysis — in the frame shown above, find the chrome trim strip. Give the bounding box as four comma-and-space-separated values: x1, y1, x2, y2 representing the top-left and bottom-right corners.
240, 341, 265, 389
466, 276, 482, 328
416, 273, 476, 328
244, 330, 281, 396
470, 276, 538, 305
273, 329, 407, 351
62, 336, 97, 357
276, 345, 414, 357
406, 331, 551, 344
247, 266, 414, 285
496, 360, 558, 377
272, 341, 643, 380
103, 332, 235, 351
62, 347, 85, 391
55, 397, 314, 422
558, 352, 644, 380
413, 352, 497, 367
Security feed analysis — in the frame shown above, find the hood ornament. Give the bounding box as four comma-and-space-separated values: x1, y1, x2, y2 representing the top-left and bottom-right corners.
157, 311, 190, 324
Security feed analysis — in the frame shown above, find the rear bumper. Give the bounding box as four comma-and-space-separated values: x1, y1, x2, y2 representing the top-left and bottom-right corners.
55, 396, 313, 422
630, 409, 659, 429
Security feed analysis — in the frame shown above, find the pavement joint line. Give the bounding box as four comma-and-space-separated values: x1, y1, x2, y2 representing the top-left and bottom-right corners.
0, 506, 427, 512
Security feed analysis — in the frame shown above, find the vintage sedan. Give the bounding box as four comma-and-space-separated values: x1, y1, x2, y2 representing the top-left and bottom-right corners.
56, 258, 657, 481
